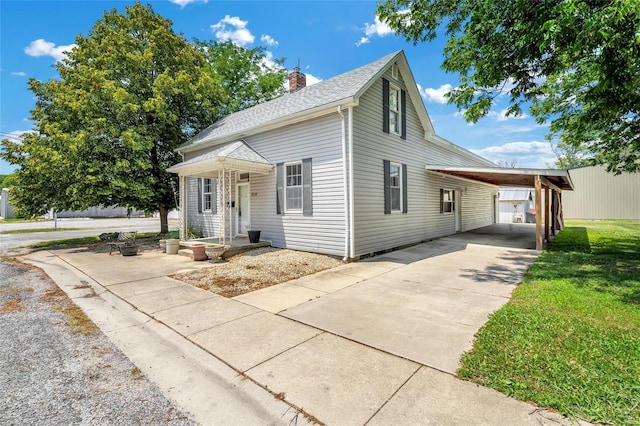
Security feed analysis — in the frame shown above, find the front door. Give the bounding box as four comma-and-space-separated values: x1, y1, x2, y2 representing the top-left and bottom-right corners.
454, 191, 462, 232
236, 183, 250, 236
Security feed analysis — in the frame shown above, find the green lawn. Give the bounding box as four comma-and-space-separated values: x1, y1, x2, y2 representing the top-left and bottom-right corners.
458, 220, 640, 425
0, 227, 83, 234
27, 232, 159, 249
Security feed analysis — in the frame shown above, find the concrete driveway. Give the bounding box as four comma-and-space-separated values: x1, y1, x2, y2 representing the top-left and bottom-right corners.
23, 224, 581, 425
239, 224, 539, 374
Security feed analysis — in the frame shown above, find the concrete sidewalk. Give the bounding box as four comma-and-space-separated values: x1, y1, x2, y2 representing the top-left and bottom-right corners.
23, 228, 587, 425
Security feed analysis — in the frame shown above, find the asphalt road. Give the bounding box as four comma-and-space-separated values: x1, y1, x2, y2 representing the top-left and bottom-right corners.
0, 217, 178, 253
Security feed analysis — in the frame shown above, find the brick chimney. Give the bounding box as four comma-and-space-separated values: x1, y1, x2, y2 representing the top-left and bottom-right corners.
289, 66, 306, 93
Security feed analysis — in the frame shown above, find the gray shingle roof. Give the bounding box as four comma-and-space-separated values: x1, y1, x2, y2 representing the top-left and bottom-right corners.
173, 140, 271, 169
181, 50, 402, 150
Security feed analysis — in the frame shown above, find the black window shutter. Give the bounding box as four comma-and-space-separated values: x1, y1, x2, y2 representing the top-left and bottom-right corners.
401, 89, 407, 140
302, 158, 313, 216
402, 163, 408, 213
440, 189, 444, 214
452, 190, 456, 213
383, 160, 391, 214
276, 162, 284, 215
382, 78, 390, 134
197, 178, 202, 214
212, 179, 218, 214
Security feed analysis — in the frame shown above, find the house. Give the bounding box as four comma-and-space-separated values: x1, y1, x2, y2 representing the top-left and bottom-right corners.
168, 51, 573, 258
562, 165, 640, 220
498, 187, 535, 223
0, 188, 14, 219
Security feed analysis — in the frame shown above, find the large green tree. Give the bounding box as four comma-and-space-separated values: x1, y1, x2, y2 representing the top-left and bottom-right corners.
551, 137, 593, 169
195, 40, 287, 117
377, 0, 640, 173
1, 3, 222, 232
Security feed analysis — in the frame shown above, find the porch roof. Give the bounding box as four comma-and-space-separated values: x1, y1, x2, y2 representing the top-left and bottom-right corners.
167, 140, 273, 177
425, 165, 574, 191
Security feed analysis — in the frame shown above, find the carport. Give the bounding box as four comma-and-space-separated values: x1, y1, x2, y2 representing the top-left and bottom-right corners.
426, 165, 574, 250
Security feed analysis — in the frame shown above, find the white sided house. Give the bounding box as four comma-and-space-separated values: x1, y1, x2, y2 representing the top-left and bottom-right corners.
168, 51, 571, 259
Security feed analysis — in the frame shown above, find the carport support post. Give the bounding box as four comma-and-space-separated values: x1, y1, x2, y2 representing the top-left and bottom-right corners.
545, 186, 550, 243
535, 176, 543, 250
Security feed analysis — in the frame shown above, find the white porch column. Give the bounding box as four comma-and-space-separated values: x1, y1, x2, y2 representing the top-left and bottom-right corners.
217, 169, 233, 246
218, 169, 225, 245
179, 175, 187, 240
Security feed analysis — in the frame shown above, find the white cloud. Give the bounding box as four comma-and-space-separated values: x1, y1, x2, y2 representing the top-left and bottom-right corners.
470, 141, 556, 168
419, 83, 453, 104
169, 0, 207, 7
2, 130, 30, 144
260, 34, 278, 47
11, 71, 27, 77
25, 39, 76, 62
211, 15, 255, 46
490, 107, 529, 121
305, 73, 321, 86
356, 15, 394, 46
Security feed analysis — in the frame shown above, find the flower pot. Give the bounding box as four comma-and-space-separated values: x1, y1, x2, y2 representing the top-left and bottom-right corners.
248, 230, 261, 243
159, 239, 167, 252
120, 244, 140, 256
165, 239, 180, 255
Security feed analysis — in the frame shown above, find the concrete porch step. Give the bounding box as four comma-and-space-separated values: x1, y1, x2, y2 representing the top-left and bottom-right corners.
221, 241, 271, 259
177, 241, 271, 260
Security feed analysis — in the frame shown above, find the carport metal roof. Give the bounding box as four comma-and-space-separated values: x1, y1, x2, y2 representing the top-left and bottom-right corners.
425, 165, 574, 191
425, 164, 574, 251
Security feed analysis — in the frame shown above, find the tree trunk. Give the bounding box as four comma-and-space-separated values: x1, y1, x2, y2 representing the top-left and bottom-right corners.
159, 204, 169, 234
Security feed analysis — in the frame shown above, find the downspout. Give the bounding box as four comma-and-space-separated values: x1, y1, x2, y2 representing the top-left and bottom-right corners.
348, 106, 355, 259
338, 105, 350, 261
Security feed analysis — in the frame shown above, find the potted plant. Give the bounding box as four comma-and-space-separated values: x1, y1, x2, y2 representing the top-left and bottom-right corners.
120, 243, 140, 256
245, 224, 261, 243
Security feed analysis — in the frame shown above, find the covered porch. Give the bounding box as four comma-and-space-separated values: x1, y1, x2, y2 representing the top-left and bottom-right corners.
425, 165, 574, 250
167, 140, 274, 246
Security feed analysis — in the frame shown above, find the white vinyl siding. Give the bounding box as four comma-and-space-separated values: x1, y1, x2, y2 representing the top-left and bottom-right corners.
351, 68, 496, 256
244, 113, 346, 256
185, 176, 222, 238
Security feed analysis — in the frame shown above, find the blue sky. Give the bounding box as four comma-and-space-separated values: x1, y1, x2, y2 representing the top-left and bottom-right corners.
0, 0, 558, 175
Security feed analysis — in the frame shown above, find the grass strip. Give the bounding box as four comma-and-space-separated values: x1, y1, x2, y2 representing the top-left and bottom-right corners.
0, 227, 83, 234
457, 220, 640, 425
26, 232, 160, 249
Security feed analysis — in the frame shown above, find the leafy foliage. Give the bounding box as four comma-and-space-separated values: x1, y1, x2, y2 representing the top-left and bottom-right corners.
195, 40, 287, 117
1, 3, 221, 229
550, 137, 593, 169
377, 0, 640, 173
0, 174, 15, 189
458, 221, 640, 424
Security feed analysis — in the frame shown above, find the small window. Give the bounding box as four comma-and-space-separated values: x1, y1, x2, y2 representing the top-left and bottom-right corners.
285, 162, 303, 211
441, 189, 455, 214
389, 86, 400, 135
391, 63, 398, 80
389, 163, 402, 211
384, 160, 407, 214
237, 172, 250, 182
202, 178, 213, 212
